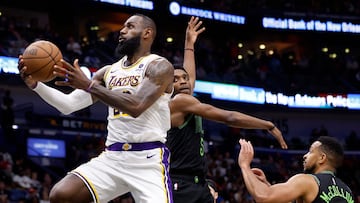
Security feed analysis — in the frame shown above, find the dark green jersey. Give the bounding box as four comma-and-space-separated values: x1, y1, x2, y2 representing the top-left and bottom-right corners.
166, 114, 206, 175
312, 172, 354, 203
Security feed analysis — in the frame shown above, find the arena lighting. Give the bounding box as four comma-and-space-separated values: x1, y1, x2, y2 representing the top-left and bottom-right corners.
329, 53, 337, 59
262, 17, 360, 34
166, 37, 174, 43
259, 44, 266, 50
169, 1, 245, 25
96, 0, 154, 10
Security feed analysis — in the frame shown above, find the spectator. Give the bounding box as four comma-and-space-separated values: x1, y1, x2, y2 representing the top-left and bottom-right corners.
0, 179, 10, 203
83, 49, 101, 68
1, 90, 15, 146
65, 36, 82, 61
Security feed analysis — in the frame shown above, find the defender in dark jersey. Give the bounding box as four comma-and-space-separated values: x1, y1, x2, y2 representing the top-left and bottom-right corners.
167, 17, 288, 203
238, 136, 354, 203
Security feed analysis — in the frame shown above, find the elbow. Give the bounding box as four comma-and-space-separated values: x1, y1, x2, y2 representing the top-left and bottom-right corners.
252, 194, 273, 203
59, 109, 74, 115
254, 196, 267, 203
128, 110, 141, 118
56, 105, 77, 115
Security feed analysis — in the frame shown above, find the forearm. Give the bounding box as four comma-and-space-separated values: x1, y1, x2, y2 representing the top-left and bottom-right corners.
33, 82, 93, 115
88, 82, 143, 117
183, 41, 196, 90
229, 112, 274, 130
241, 166, 272, 202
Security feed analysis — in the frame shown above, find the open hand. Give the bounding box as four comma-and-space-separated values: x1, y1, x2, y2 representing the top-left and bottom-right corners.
53, 59, 91, 90
18, 55, 38, 89
268, 126, 288, 149
186, 16, 206, 45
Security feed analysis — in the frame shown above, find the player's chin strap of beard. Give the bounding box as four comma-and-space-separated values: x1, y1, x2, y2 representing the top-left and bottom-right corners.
32, 82, 93, 115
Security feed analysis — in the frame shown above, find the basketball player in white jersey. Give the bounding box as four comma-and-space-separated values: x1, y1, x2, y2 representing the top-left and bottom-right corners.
19, 14, 174, 203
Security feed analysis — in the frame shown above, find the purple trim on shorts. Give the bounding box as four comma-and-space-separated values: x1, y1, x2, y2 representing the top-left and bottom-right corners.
106, 141, 165, 151
162, 147, 173, 203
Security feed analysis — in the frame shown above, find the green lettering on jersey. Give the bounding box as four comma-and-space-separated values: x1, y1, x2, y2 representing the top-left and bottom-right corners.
319, 185, 354, 203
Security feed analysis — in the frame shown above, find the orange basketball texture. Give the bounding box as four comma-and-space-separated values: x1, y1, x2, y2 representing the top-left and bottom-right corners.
22, 40, 62, 82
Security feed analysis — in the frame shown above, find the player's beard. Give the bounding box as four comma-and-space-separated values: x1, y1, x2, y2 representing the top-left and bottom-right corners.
304, 165, 315, 174
116, 35, 141, 57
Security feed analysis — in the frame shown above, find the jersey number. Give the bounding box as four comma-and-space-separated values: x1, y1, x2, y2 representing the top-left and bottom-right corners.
200, 137, 205, 156
113, 90, 131, 117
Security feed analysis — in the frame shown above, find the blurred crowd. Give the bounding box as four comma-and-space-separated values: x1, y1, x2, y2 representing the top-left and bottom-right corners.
0, 151, 54, 203
1, 1, 360, 202
1, 128, 360, 203
1, 7, 360, 94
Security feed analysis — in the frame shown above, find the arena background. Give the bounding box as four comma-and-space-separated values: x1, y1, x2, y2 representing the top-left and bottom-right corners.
1, 0, 360, 202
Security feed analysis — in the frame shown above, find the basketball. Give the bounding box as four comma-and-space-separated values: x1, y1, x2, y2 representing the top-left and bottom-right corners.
22, 40, 63, 82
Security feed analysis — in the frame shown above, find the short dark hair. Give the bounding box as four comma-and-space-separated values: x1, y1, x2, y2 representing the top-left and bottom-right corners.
133, 13, 157, 39
317, 136, 344, 168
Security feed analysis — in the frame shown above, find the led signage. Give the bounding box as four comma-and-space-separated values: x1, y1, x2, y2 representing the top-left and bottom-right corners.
263, 17, 360, 33
194, 80, 360, 110
97, 0, 154, 10
169, 1, 245, 25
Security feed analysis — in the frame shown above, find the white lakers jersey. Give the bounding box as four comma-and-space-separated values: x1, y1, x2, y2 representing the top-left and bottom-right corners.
104, 54, 172, 145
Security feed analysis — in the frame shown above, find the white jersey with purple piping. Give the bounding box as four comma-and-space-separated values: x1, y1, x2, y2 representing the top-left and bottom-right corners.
103, 54, 172, 145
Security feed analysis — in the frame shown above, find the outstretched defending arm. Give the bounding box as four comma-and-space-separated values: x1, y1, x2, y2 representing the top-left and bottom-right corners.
183, 16, 205, 94
171, 93, 288, 149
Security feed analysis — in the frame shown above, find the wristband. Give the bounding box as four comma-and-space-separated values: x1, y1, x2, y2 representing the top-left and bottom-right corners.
184, 48, 194, 51
86, 80, 96, 92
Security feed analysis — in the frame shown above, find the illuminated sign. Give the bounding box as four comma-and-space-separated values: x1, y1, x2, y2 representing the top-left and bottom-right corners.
0, 56, 93, 79
238, 86, 265, 104
347, 94, 360, 109
169, 1, 245, 25
262, 17, 360, 33
45, 117, 107, 131
0, 56, 19, 74
98, 0, 154, 10
194, 80, 360, 110
2, 55, 359, 110
194, 80, 265, 104
27, 137, 66, 158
